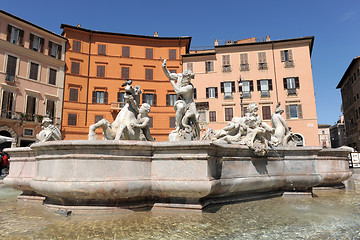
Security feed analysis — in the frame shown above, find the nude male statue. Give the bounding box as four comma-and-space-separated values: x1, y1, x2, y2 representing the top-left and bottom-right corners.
161, 58, 200, 140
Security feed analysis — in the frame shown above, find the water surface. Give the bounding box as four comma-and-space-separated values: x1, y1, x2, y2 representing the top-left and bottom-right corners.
0, 181, 359, 239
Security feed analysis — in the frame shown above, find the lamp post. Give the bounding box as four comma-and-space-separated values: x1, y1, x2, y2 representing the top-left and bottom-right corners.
238, 77, 244, 117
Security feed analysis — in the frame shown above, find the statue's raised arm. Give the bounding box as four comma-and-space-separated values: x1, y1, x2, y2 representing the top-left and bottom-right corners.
161, 58, 178, 81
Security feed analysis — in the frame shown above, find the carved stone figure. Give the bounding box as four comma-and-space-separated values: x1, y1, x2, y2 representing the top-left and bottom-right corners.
36, 117, 62, 142
88, 83, 153, 141
131, 103, 154, 141
271, 103, 298, 147
161, 58, 200, 141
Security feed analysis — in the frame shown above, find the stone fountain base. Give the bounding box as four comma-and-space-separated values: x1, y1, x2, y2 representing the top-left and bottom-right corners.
4, 140, 352, 212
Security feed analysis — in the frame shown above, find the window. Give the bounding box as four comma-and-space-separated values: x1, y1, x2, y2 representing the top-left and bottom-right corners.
221, 82, 235, 99
98, 44, 106, 55
240, 53, 249, 71
239, 80, 253, 98
68, 113, 77, 126
92, 91, 108, 104
30, 34, 44, 53
29, 62, 39, 80
95, 115, 103, 123
205, 61, 214, 72
169, 69, 177, 74
24, 129, 34, 136
73, 40, 81, 52
225, 108, 233, 121
26, 95, 37, 115
166, 94, 177, 106
5, 55, 17, 82
258, 52, 267, 70
283, 77, 299, 95
206, 87, 218, 98
49, 41, 62, 59
117, 92, 125, 107
69, 88, 79, 102
187, 63, 193, 72
121, 67, 129, 79
71, 62, 80, 74
49, 69, 57, 85
145, 69, 153, 80
198, 111, 207, 122
169, 49, 176, 60
286, 104, 303, 119
46, 99, 55, 118
97, 65, 105, 77
262, 106, 271, 120
146, 48, 153, 59
142, 93, 157, 106
170, 117, 176, 128
122, 46, 130, 57
7, 25, 24, 46
1, 91, 14, 118
222, 55, 231, 72
281, 50, 294, 67
257, 79, 272, 97
209, 111, 216, 122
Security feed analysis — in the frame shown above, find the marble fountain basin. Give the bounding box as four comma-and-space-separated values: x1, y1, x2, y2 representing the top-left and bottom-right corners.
3, 140, 352, 211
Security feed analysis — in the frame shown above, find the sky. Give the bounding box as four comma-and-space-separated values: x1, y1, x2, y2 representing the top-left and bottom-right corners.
2, 0, 359, 125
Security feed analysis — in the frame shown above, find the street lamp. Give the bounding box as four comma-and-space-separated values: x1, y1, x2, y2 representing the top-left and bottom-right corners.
238, 77, 244, 117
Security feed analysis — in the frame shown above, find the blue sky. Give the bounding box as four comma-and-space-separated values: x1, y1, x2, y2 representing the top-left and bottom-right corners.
2, 0, 359, 125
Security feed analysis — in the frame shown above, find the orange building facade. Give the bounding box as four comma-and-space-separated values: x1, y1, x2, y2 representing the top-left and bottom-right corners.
183, 37, 319, 146
61, 25, 191, 141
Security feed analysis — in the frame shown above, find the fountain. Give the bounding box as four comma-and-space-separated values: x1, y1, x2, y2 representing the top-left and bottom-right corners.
3, 59, 352, 213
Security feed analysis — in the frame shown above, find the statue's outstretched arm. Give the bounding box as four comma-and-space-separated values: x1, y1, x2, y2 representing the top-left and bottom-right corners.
162, 58, 178, 80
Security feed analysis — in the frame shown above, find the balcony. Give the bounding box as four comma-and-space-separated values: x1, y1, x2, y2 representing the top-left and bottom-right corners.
240, 64, 250, 71
258, 63, 268, 70
287, 88, 297, 96
260, 91, 270, 98
242, 92, 251, 99
111, 102, 125, 111
222, 65, 232, 73
0, 111, 60, 124
284, 61, 295, 68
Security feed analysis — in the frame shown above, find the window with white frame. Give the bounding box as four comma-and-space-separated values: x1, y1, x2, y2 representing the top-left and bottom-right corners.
5, 54, 17, 82
26, 95, 37, 115
49, 41, 62, 59
206, 87, 217, 98
7, 25, 23, 45
30, 34, 44, 52
205, 61, 214, 72
49, 68, 57, 85
46, 99, 55, 118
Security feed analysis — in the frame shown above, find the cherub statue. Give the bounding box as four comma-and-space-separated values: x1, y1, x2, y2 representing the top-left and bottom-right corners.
36, 117, 62, 142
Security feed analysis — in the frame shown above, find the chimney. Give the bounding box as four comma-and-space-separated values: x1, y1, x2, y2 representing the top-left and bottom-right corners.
154, 32, 159, 37
215, 39, 218, 46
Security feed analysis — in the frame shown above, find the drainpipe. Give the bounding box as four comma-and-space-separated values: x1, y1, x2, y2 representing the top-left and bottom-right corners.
271, 42, 279, 103
85, 31, 92, 126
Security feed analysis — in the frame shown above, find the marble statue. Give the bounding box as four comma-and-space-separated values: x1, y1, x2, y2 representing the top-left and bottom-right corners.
36, 117, 62, 142
88, 83, 153, 141
210, 102, 301, 155
161, 58, 200, 141
270, 103, 297, 147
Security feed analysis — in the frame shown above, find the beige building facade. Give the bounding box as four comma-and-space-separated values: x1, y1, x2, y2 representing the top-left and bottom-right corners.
183, 36, 319, 146
0, 10, 66, 149
337, 56, 360, 150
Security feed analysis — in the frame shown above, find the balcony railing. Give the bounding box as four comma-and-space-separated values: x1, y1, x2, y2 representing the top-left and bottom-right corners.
287, 88, 297, 95
240, 64, 250, 71
111, 102, 125, 110
284, 61, 295, 68
242, 92, 251, 98
222, 65, 232, 72
0, 111, 60, 124
258, 63, 268, 70
260, 91, 270, 97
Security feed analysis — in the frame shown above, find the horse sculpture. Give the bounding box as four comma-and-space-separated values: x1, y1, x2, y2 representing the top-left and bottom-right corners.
88, 84, 143, 140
